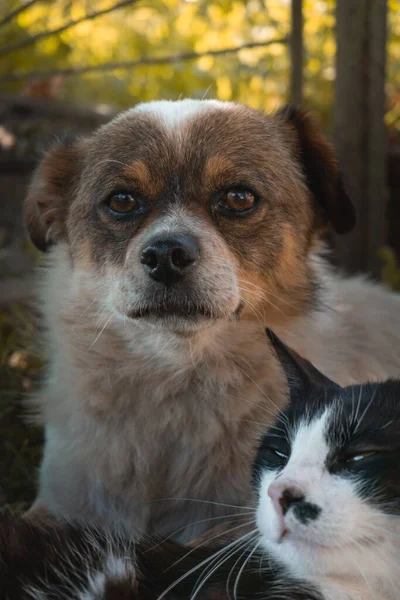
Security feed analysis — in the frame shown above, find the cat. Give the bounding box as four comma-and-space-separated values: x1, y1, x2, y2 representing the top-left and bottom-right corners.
2, 330, 399, 599
255, 330, 400, 600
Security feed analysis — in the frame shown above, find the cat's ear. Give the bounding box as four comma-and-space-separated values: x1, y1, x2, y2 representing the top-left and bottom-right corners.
266, 329, 339, 394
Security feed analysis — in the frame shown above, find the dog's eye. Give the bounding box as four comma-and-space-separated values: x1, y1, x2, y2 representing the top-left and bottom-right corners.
220, 188, 256, 213
108, 193, 137, 214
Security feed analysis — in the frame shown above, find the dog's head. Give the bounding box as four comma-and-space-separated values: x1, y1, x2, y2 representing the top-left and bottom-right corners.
25, 100, 355, 333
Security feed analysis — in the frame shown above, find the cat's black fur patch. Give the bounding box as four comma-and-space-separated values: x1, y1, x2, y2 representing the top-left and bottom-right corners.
293, 501, 321, 524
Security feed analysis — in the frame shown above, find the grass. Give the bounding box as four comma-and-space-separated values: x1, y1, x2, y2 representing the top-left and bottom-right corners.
0, 304, 43, 515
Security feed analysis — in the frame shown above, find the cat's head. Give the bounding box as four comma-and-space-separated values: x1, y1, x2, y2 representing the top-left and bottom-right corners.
255, 330, 400, 590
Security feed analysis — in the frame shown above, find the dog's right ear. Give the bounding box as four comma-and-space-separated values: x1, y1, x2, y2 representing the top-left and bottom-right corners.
276, 105, 356, 235
24, 137, 86, 252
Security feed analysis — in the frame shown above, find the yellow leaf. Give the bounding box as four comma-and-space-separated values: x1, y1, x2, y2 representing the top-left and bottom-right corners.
216, 75, 232, 100
198, 56, 214, 71
40, 37, 59, 56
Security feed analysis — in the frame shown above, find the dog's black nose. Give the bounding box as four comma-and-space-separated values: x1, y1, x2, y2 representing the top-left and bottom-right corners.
141, 235, 200, 285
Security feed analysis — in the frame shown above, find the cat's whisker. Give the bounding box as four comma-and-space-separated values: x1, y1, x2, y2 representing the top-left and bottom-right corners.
143, 498, 254, 511
146, 512, 255, 552
258, 548, 267, 578
229, 390, 282, 420
354, 384, 378, 433
240, 371, 289, 426
353, 384, 363, 428
226, 389, 288, 433
381, 418, 395, 430
233, 539, 261, 600
190, 531, 258, 600
226, 418, 287, 440
227, 368, 289, 429
351, 385, 355, 426
157, 528, 257, 599
346, 541, 376, 597
163, 520, 256, 573
224, 535, 258, 598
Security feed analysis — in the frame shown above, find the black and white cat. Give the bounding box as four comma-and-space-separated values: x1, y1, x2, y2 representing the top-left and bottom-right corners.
255, 330, 400, 600
2, 330, 399, 599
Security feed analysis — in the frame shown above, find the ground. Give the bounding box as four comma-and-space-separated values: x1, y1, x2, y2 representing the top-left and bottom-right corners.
0, 304, 43, 514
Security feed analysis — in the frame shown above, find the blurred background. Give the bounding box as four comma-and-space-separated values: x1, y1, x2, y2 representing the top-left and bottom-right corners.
0, 0, 399, 511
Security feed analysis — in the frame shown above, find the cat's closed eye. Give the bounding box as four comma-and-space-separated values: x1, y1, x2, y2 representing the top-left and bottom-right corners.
345, 451, 377, 464
330, 450, 381, 472
273, 449, 288, 459
258, 445, 289, 469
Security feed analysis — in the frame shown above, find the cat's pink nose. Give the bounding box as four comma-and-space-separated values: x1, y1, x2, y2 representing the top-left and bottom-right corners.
268, 481, 304, 516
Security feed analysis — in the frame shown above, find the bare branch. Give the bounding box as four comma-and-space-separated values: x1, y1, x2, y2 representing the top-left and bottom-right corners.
290, 0, 303, 105
0, 0, 139, 58
0, 38, 288, 83
0, 0, 41, 29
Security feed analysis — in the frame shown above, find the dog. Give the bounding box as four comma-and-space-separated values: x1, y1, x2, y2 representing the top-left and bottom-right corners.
24, 100, 400, 541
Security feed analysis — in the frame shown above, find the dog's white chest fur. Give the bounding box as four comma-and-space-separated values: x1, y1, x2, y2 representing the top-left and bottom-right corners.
35, 259, 282, 537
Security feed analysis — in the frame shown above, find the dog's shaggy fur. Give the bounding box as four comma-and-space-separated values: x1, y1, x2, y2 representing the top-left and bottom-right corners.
25, 100, 400, 540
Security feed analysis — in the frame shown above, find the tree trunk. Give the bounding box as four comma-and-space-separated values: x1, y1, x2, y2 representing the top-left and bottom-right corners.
334, 0, 387, 276
290, 0, 303, 106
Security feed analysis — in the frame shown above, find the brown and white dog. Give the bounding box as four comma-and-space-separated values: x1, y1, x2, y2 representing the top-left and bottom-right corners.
25, 100, 400, 541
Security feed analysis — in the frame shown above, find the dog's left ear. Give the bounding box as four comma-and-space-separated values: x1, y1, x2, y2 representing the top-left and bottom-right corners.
24, 136, 87, 252
276, 104, 356, 235
266, 329, 339, 396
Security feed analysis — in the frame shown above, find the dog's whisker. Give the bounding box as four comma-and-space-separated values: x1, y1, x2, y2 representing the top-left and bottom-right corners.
238, 277, 299, 312
239, 286, 286, 318
89, 313, 113, 350
239, 296, 266, 326
72, 299, 97, 329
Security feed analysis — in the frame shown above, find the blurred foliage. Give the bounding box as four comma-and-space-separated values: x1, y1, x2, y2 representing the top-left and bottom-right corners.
0, 0, 398, 130
380, 246, 400, 291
